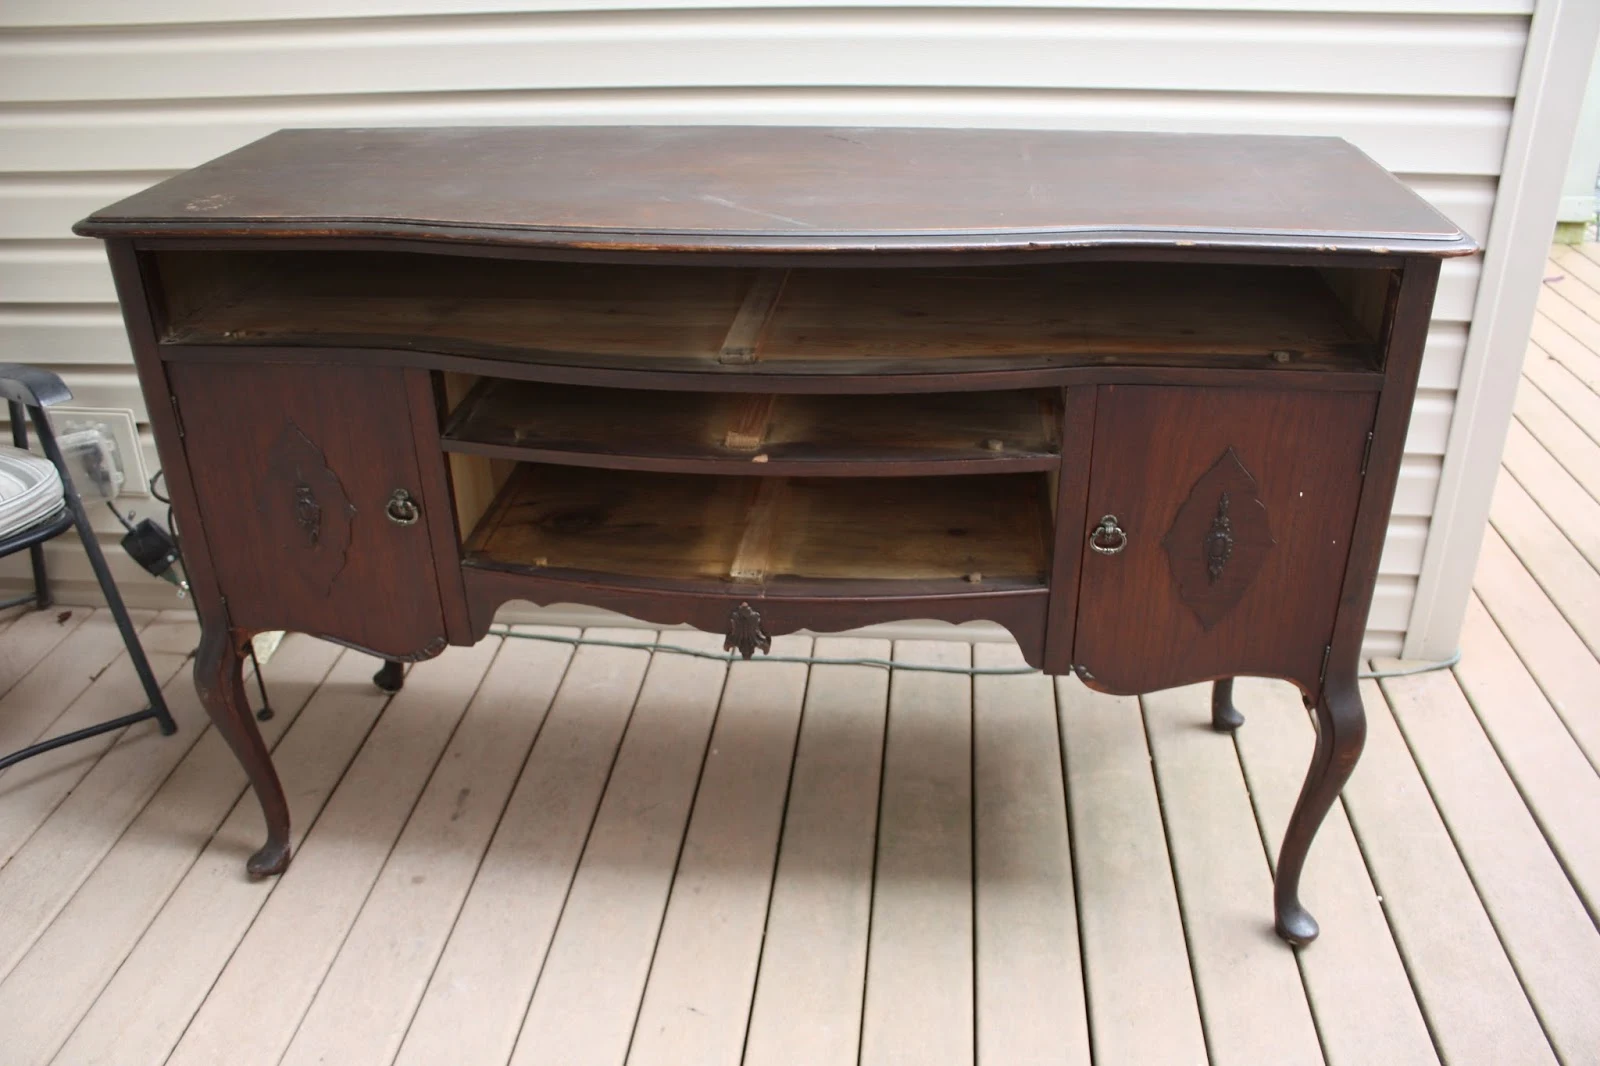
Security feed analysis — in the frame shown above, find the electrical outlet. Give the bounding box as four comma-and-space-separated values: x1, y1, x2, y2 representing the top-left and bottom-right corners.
50, 407, 148, 496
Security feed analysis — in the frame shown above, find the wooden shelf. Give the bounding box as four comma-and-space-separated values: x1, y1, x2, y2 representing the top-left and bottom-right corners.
441, 380, 1061, 474
158, 251, 1383, 377
463, 464, 1052, 588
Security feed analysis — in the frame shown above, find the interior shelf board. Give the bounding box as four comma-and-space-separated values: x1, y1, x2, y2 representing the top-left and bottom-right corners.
159, 252, 1383, 376
463, 464, 1052, 589
440, 380, 1062, 474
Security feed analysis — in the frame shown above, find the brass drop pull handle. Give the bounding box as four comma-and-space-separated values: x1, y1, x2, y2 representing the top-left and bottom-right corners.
1089, 514, 1127, 555
385, 489, 420, 526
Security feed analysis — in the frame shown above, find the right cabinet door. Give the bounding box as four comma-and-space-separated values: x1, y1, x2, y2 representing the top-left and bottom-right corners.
1073, 385, 1377, 694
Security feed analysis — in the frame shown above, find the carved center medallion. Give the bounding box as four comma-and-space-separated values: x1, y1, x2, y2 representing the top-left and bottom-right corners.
1161, 448, 1274, 629
260, 421, 358, 599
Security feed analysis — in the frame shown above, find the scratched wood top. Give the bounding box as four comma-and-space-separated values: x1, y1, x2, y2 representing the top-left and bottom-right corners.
74, 126, 1475, 256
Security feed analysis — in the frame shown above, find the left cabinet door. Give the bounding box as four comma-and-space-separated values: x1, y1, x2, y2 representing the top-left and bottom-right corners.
168, 360, 449, 658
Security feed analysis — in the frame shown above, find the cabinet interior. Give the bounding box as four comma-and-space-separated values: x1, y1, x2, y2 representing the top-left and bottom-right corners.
440, 378, 1062, 470
153, 249, 1394, 376
462, 463, 1053, 588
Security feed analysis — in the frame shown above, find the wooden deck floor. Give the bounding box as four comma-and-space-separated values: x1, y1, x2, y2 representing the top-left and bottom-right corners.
3, 250, 1600, 1066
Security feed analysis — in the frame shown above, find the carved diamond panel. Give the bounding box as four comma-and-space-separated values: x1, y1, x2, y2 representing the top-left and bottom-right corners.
258, 420, 357, 599
1161, 447, 1275, 629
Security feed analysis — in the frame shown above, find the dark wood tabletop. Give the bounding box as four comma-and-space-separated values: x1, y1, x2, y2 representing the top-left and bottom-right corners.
75, 126, 1475, 256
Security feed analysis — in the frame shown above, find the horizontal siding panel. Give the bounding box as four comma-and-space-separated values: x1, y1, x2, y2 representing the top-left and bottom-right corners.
0, 12, 1526, 103
1363, 629, 1403, 658
0, 1, 1538, 29
1420, 322, 1468, 390
1378, 515, 1429, 576
1434, 256, 1481, 322
0, 240, 105, 301
1406, 174, 1498, 242
1367, 575, 1417, 632
1394, 455, 1443, 517
0, 90, 1514, 176
1403, 389, 1454, 456
48, 368, 147, 416
0, 305, 127, 365
0, 175, 168, 239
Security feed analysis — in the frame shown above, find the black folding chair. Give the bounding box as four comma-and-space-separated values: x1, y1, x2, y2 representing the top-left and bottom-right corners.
0, 365, 174, 772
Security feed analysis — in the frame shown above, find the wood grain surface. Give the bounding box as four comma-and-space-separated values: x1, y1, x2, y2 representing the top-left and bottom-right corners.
75, 127, 1475, 257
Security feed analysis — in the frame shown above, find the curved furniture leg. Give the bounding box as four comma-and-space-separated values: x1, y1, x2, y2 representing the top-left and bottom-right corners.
373, 658, 405, 694
1211, 677, 1244, 732
196, 621, 291, 877
1274, 672, 1366, 945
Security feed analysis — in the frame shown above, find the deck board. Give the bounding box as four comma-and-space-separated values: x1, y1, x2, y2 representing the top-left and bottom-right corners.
1231, 677, 1440, 1066
1515, 376, 1600, 503
395, 630, 656, 1066
1056, 676, 1208, 1066
164, 639, 499, 1066
0, 608, 156, 769
741, 638, 889, 1066
1378, 663, 1600, 1064
0, 634, 345, 1066
1490, 469, 1600, 656
627, 634, 811, 1066
859, 640, 974, 1066
1141, 685, 1325, 1066
1342, 679, 1558, 1066
0, 245, 1598, 1066
971, 641, 1089, 1066
509, 630, 729, 1066
0, 607, 89, 703
280, 627, 579, 1066
0, 615, 194, 867
1453, 597, 1600, 922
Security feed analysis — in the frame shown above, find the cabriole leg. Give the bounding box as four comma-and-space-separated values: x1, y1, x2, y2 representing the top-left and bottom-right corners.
196, 622, 291, 877
1211, 677, 1244, 732
1274, 671, 1366, 945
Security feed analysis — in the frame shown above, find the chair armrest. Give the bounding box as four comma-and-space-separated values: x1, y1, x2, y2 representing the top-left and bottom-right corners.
0, 365, 73, 410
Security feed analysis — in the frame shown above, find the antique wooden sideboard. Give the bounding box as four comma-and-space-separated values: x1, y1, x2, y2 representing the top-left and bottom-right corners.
76, 126, 1473, 945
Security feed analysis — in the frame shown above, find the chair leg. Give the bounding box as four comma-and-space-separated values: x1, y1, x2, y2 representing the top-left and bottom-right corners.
27, 542, 49, 609
35, 408, 173, 733
10, 400, 50, 611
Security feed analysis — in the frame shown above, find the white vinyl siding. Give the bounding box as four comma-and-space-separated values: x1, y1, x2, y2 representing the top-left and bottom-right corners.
0, 1, 1537, 654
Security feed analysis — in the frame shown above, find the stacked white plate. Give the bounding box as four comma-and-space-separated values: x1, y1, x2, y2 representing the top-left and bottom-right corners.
0, 445, 65, 538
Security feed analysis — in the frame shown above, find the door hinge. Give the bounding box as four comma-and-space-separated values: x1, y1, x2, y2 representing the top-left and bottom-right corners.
1359, 431, 1375, 477
168, 393, 184, 439
1318, 644, 1333, 688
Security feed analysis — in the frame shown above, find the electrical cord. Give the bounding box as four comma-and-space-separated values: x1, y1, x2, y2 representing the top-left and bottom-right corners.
487, 626, 1039, 674
487, 627, 1465, 680
1359, 649, 1462, 680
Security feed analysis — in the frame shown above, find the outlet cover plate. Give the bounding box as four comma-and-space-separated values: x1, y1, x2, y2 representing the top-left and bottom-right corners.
50, 407, 148, 496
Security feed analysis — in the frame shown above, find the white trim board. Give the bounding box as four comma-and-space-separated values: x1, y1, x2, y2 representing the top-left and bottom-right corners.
1405, 0, 1600, 659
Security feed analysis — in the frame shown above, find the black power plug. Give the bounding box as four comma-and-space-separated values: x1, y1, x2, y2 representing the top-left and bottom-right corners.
119, 516, 184, 589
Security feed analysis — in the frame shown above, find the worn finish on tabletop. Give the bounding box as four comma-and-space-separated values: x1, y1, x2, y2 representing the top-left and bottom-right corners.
75, 126, 1474, 256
